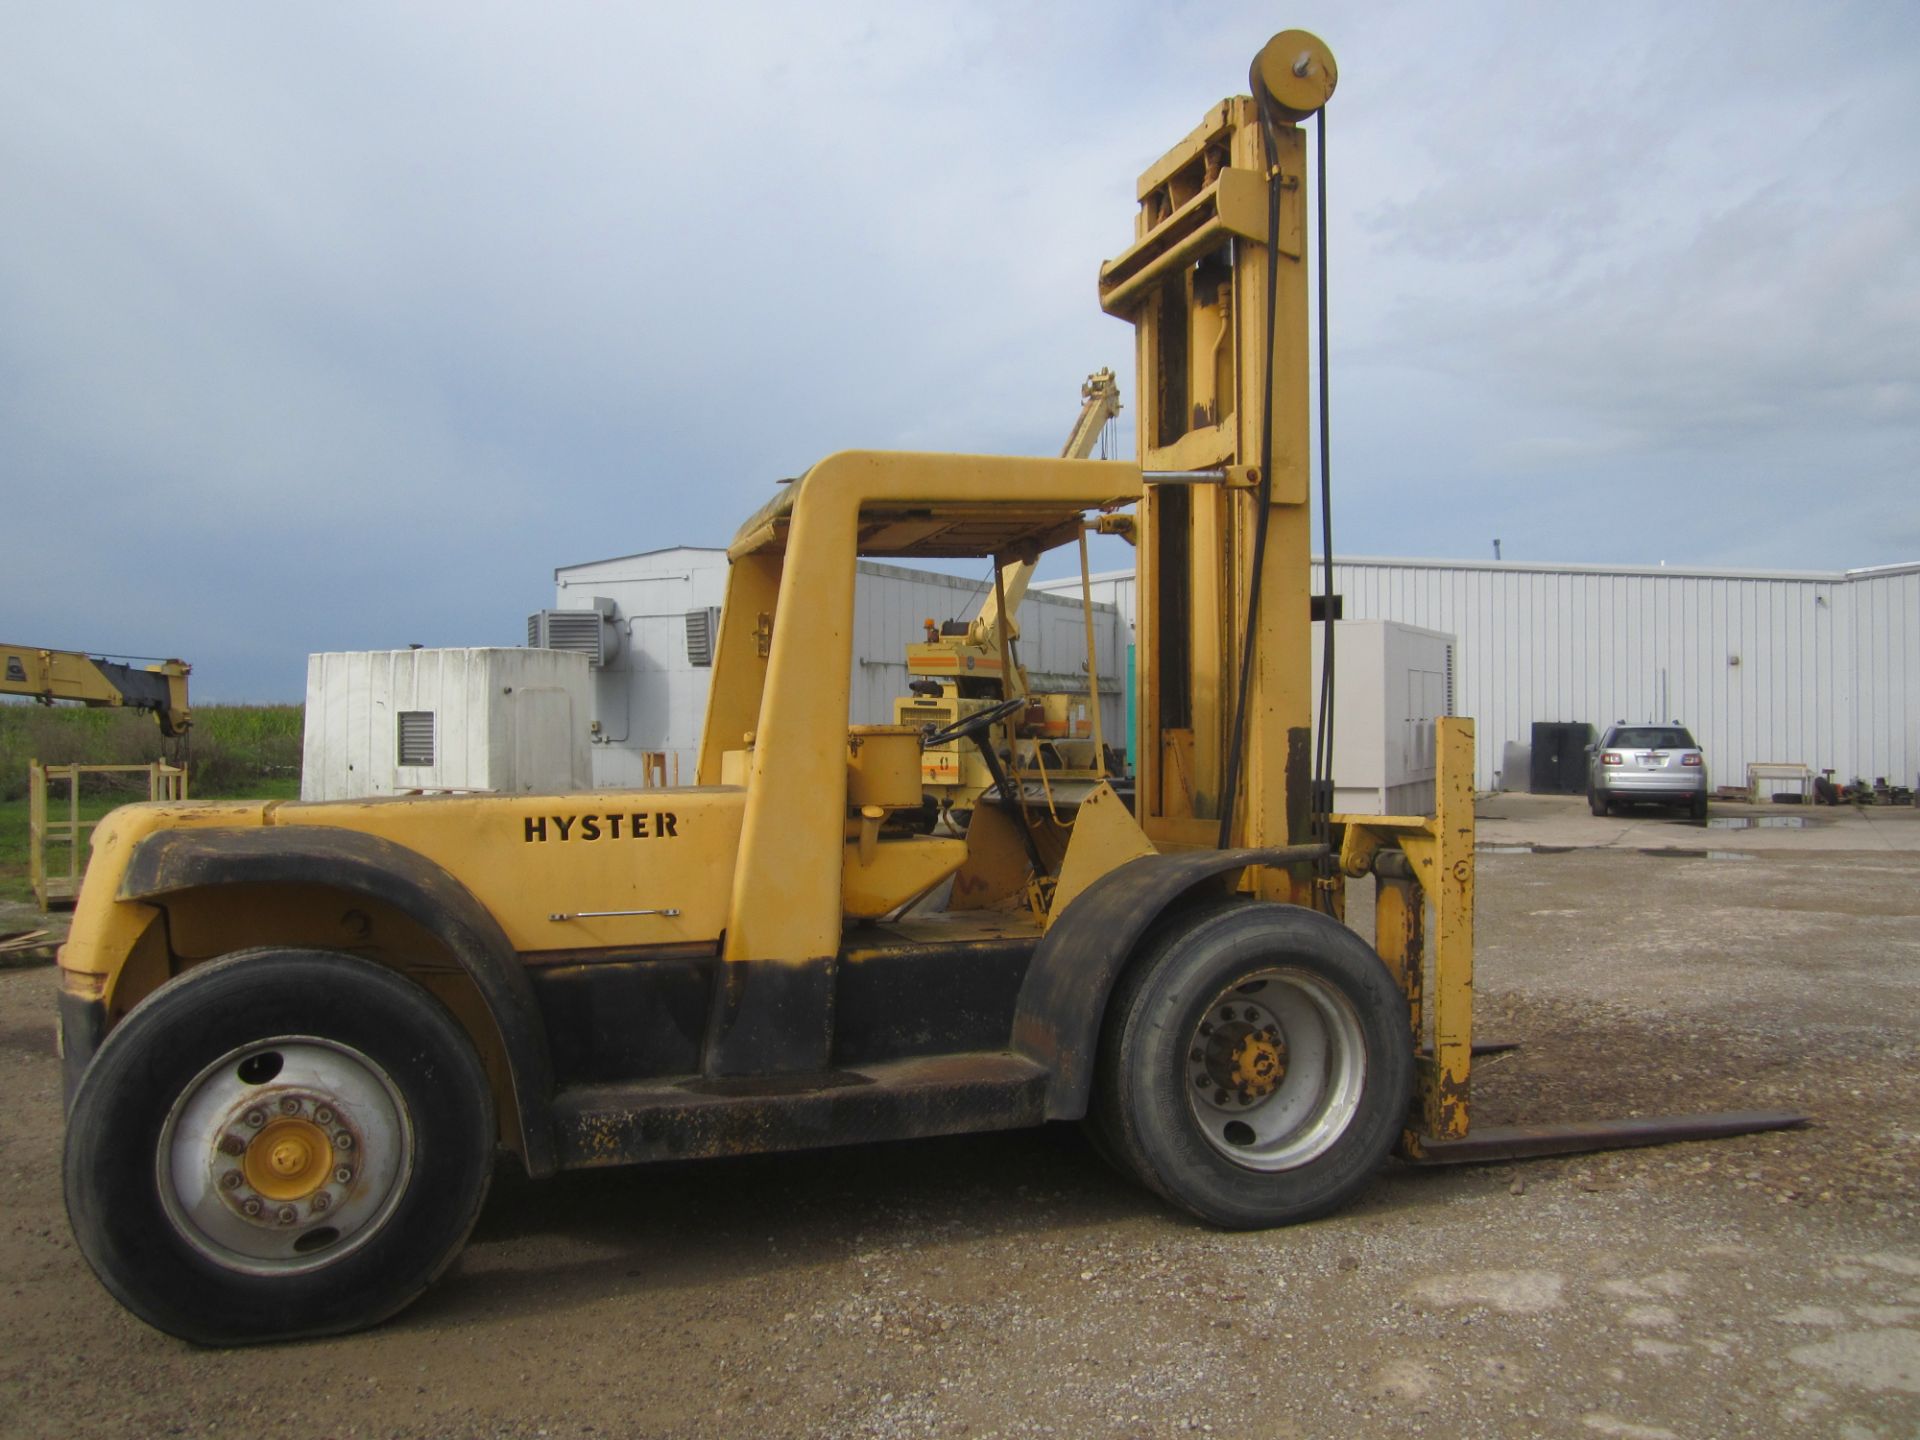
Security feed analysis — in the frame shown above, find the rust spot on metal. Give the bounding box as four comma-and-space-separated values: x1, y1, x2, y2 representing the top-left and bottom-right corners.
950, 871, 995, 901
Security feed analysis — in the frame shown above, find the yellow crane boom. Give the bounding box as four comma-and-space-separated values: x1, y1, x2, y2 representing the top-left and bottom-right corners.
962, 368, 1122, 661
0, 644, 191, 736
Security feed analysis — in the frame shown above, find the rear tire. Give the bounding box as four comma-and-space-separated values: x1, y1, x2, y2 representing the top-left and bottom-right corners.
65, 949, 495, 1346
1690, 793, 1708, 821
1091, 901, 1412, 1229
1588, 787, 1608, 816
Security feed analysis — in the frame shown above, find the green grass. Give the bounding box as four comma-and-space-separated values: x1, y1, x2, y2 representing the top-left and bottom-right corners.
0, 704, 303, 909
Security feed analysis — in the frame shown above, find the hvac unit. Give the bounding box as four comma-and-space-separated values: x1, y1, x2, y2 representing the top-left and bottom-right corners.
527, 597, 622, 667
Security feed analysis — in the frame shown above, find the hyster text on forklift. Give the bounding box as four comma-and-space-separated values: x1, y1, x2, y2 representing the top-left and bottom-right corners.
57, 30, 1803, 1345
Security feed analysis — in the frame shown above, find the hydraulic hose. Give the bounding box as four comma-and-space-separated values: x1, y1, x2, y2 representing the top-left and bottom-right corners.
1310, 105, 1337, 897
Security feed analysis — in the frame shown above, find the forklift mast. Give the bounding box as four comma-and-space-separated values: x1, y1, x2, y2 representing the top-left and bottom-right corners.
1100, 35, 1334, 880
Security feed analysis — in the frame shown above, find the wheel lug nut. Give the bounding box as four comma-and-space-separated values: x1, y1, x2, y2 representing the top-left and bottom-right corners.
335, 1166, 354, 1185
335, 1132, 355, 1151
279, 1097, 301, 1115
311, 1191, 332, 1213
218, 1133, 247, 1157
220, 1170, 243, 1191
276, 1206, 297, 1226
314, 1106, 334, 1125
1214, 1089, 1229, 1105
242, 1198, 263, 1217
244, 1109, 266, 1128
1199, 1023, 1214, 1037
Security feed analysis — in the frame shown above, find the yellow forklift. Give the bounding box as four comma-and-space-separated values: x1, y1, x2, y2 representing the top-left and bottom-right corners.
56, 31, 1800, 1345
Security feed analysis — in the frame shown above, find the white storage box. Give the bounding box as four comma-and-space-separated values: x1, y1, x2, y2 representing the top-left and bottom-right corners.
302, 648, 592, 801
1310, 620, 1456, 815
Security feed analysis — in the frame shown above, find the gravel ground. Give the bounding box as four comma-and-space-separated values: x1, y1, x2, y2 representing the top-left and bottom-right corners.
1, 816, 1915, 1439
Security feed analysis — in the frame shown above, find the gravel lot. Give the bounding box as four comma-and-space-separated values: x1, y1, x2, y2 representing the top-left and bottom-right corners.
2, 798, 1915, 1439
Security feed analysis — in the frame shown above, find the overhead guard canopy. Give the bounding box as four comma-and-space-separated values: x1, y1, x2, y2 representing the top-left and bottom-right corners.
728, 451, 1142, 562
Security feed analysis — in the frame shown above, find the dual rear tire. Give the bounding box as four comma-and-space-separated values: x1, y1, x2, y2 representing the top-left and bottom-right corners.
1090, 901, 1413, 1228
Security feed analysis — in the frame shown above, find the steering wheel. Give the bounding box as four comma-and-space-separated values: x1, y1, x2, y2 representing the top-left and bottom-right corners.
920, 695, 1026, 750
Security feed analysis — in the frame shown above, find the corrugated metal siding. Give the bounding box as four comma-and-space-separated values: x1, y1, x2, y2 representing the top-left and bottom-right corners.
1313, 559, 1917, 792
1846, 567, 1920, 790
1041, 560, 1916, 793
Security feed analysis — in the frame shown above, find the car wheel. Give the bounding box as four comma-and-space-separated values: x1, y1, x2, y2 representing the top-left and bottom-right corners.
1091, 901, 1412, 1229
65, 949, 495, 1346
1690, 793, 1708, 821
1588, 787, 1608, 817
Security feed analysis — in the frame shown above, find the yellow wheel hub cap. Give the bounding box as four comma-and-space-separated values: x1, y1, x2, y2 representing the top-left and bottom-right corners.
1229, 1034, 1285, 1099
243, 1118, 334, 1201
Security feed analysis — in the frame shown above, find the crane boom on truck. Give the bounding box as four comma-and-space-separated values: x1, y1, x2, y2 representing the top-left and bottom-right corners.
1, 644, 191, 736
55, 31, 1803, 1347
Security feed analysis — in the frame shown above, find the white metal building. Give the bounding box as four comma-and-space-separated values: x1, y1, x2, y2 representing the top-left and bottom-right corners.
548, 547, 1128, 787
1036, 558, 1920, 794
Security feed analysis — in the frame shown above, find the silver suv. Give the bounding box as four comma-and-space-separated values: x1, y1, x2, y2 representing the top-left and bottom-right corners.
1588, 723, 1708, 819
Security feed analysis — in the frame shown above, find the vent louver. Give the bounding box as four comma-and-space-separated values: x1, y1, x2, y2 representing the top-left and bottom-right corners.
685, 607, 721, 667
397, 711, 435, 767
527, 609, 611, 666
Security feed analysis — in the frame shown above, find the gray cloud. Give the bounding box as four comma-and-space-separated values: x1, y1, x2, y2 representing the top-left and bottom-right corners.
2, 1, 1914, 698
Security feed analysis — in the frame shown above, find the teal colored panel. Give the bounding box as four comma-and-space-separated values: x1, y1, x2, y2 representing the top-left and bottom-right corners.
1127, 642, 1137, 776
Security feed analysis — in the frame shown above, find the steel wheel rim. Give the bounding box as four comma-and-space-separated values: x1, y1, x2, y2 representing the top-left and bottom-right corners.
157, 1036, 413, 1275
1184, 967, 1367, 1171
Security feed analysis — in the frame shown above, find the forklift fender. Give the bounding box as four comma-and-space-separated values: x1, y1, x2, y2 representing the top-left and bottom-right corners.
1012, 845, 1325, 1120
119, 826, 558, 1177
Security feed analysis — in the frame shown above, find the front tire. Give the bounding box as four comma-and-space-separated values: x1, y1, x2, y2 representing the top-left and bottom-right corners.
64, 949, 495, 1346
1091, 902, 1412, 1229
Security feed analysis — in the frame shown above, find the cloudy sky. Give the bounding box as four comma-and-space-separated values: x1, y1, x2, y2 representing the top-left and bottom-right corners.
4, 2, 1916, 701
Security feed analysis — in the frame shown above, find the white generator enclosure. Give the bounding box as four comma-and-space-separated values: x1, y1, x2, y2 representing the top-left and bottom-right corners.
1310, 620, 1456, 815
302, 648, 592, 801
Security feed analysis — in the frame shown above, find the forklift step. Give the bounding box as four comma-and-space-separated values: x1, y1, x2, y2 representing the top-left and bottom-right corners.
551, 1051, 1050, 1169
